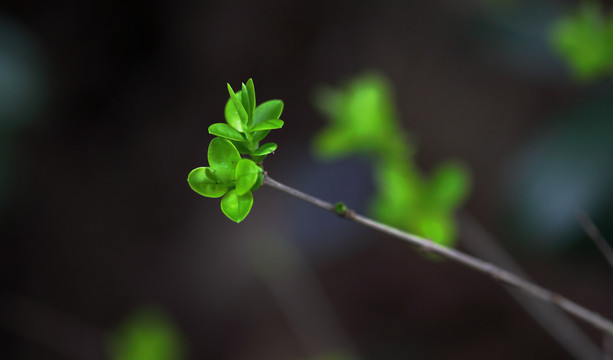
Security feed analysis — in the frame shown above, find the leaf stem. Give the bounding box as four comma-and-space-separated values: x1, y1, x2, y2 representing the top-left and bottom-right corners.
262, 174, 613, 336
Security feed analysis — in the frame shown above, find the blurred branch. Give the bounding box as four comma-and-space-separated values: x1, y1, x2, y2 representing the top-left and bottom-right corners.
262, 174, 613, 337
459, 213, 602, 360
577, 211, 613, 270
247, 234, 361, 359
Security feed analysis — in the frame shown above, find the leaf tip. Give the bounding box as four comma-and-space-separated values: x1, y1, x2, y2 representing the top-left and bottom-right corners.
227, 83, 236, 95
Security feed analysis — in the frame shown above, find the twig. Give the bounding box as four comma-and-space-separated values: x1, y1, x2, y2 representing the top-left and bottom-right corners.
459, 213, 602, 360
577, 211, 613, 270
262, 174, 613, 336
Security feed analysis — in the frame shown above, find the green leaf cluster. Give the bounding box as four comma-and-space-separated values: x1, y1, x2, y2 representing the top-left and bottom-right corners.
312, 73, 470, 247
551, 2, 613, 81
188, 79, 284, 222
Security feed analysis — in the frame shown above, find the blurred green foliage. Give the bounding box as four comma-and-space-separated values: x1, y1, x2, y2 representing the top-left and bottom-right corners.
551, 2, 613, 81
107, 306, 186, 360
313, 74, 470, 247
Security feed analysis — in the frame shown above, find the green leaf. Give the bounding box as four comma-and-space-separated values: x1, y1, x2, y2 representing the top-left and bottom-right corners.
251, 130, 270, 143
249, 119, 284, 132
254, 100, 283, 125
416, 213, 455, 247
312, 128, 358, 159
208, 123, 246, 141
428, 162, 470, 208
230, 140, 253, 155
246, 78, 256, 122
241, 83, 251, 124
227, 83, 249, 129
221, 189, 253, 223
311, 74, 404, 158
187, 167, 229, 198
235, 159, 261, 195
225, 92, 244, 132
370, 160, 420, 227
250, 171, 264, 192
252, 142, 277, 156
208, 137, 241, 183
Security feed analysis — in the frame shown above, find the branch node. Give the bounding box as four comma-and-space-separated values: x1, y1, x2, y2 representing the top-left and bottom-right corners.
262, 174, 613, 336
419, 244, 433, 254
334, 202, 355, 219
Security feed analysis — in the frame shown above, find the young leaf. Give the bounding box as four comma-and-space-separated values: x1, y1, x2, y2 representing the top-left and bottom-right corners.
250, 171, 264, 192
187, 167, 229, 198
208, 123, 246, 141
225, 94, 244, 132
428, 162, 470, 208
235, 159, 261, 195
251, 130, 271, 143
230, 140, 253, 155
221, 189, 253, 223
249, 119, 284, 132
312, 74, 402, 158
208, 137, 241, 183
416, 213, 455, 247
241, 83, 252, 125
254, 100, 283, 125
246, 78, 256, 122
227, 83, 249, 128
252, 142, 277, 156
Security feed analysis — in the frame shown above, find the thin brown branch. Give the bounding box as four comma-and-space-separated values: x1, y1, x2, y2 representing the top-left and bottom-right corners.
578, 211, 613, 270
459, 213, 602, 360
262, 174, 613, 337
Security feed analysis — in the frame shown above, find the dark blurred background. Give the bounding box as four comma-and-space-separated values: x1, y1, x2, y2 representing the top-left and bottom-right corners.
2, 0, 613, 359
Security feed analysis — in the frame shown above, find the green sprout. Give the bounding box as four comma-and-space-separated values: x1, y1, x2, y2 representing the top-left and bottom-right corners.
187, 79, 284, 222
334, 201, 348, 216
